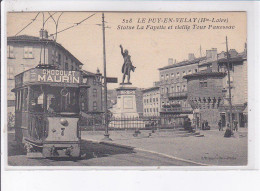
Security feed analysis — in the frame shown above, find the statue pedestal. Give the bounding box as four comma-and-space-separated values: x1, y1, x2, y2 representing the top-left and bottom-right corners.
113, 84, 139, 118
109, 83, 145, 129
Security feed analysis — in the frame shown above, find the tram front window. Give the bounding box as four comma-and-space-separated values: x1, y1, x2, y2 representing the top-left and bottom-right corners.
48, 87, 79, 114
31, 93, 44, 112
48, 98, 60, 113
29, 86, 79, 114
61, 91, 79, 113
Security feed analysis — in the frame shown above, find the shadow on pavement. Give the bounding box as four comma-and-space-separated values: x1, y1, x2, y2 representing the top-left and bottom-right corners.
8, 133, 26, 157
45, 140, 135, 162
8, 133, 135, 162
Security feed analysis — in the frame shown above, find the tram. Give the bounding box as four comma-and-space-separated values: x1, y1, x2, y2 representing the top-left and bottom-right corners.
12, 65, 88, 158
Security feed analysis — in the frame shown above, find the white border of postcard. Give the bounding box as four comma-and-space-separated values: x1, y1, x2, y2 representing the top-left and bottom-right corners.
1, 0, 259, 172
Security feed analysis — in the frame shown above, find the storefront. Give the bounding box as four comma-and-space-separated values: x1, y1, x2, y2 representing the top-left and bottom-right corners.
218, 104, 247, 128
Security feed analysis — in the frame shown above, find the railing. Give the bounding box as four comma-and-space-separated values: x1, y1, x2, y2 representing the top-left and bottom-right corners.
160, 92, 188, 99
167, 92, 188, 99
109, 116, 146, 129
79, 114, 191, 130
156, 78, 186, 86
160, 107, 192, 113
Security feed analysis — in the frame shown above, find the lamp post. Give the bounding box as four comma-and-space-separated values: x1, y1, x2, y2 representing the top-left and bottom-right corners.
102, 13, 112, 141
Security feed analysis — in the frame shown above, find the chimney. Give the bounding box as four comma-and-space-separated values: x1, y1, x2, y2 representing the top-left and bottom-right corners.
168, 58, 173, 65
188, 53, 195, 61
206, 48, 217, 60
229, 49, 238, 57
39, 29, 48, 40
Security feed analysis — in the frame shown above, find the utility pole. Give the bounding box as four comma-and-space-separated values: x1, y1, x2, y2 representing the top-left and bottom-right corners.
102, 13, 112, 141
225, 36, 233, 133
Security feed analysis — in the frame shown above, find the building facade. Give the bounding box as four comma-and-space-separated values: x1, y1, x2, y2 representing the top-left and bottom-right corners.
142, 87, 160, 117
218, 49, 247, 127
7, 32, 103, 118
157, 55, 205, 123
184, 72, 226, 128
81, 70, 103, 114
184, 46, 247, 128
7, 33, 83, 114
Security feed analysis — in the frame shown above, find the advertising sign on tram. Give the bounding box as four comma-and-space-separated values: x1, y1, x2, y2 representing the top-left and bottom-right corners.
23, 68, 82, 85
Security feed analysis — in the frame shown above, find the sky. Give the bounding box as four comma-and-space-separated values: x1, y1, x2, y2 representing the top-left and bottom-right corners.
7, 12, 247, 89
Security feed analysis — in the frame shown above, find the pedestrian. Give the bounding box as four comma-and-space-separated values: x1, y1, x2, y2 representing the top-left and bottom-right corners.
202, 120, 205, 130
205, 120, 208, 128
187, 118, 192, 132
224, 123, 232, 138
227, 123, 230, 130
233, 120, 238, 132
218, 119, 222, 131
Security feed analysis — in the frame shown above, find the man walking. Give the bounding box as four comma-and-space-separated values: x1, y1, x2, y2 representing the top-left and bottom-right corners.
218, 119, 223, 131
233, 120, 238, 132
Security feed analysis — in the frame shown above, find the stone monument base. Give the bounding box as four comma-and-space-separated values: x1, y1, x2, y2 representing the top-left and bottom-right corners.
109, 83, 145, 128
119, 82, 132, 86
112, 84, 139, 118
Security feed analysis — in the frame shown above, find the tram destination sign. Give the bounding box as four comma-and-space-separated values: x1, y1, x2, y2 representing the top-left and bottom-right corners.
22, 68, 82, 85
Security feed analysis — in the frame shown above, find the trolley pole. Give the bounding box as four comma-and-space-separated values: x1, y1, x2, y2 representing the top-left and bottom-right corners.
226, 36, 233, 134
102, 13, 112, 141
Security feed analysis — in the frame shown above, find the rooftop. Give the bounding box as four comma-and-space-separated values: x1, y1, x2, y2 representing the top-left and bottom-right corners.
142, 86, 160, 93
218, 56, 246, 64
183, 71, 226, 79
158, 57, 206, 71
7, 35, 83, 65
82, 70, 97, 77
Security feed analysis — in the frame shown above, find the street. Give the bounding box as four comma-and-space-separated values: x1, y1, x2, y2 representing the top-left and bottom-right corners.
81, 128, 248, 166
8, 133, 199, 166
8, 128, 247, 166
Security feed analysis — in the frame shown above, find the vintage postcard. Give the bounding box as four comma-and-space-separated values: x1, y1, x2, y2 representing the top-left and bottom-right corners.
5, 11, 248, 168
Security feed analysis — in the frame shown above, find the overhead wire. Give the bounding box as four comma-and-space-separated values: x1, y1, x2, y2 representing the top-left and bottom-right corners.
48, 12, 64, 68
14, 12, 40, 36
48, 13, 96, 37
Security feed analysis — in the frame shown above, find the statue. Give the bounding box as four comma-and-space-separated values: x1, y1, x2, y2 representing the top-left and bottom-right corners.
120, 44, 136, 84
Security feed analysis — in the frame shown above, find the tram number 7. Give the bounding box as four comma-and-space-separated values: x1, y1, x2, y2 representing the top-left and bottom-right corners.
61, 128, 65, 136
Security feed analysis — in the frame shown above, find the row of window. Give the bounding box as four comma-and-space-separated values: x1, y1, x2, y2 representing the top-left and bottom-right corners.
161, 100, 189, 107
52, 50, 78, 70
199, 81, 207, 88
198, 78, 233, 88
81, 101, 98, 111
144, 102, 159, 107
144, 108, 159, 113
7, 45, 33, 59
160, 69, 198, 80
161, 85, 187, 94
143, 97, 159, 103
143, 92, 160, 97
7, 45, 78, 71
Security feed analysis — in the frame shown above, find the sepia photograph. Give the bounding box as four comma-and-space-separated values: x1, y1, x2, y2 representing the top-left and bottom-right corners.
5, 11, 248, 167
